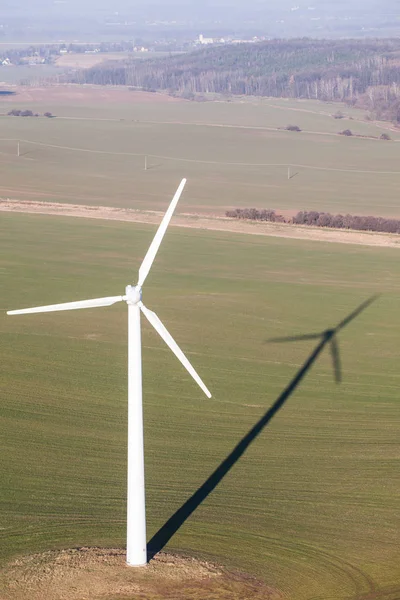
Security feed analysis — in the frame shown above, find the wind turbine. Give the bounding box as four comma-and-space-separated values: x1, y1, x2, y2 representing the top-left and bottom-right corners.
6, 178, 212, 567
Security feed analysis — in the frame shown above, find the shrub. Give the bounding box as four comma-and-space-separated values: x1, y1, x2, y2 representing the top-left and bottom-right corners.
181, 91, 195, 100
225, 208, 284, 222
44, 112, 53, 118
339, 129, 353, 136
380, 133, 391, 140
292, 211, 400, 234
227, 207, 400, 235
331, 214, 345, 229
285, 124, 301, 132
317, 213, 333, 227
333, 110, 344, 119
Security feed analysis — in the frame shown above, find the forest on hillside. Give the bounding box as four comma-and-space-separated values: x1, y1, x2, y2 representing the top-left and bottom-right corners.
66, 38, 400, 122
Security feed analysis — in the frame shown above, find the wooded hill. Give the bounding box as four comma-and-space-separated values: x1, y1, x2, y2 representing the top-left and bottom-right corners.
68, 39, 400, 122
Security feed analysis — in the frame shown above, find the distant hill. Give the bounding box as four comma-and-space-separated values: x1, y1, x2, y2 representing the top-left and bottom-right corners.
71, 38, 400, 122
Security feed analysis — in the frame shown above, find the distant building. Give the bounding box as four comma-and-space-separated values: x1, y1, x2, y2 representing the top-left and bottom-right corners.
198, 34, 214, 45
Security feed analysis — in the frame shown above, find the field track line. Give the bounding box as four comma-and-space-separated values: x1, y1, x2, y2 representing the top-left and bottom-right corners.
1, 137, 400, 174
2, 112, 397, 141
1, 199, 400, 249
2, 110, 395, 139
121, 118, 393, 142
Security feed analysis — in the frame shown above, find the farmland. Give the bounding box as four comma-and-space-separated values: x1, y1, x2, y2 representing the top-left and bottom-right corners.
1, 89, 400, 599
0, 65, 62, 84
1, 88, 400, 219
55, 52, 132, 69
1, 210, 400, 599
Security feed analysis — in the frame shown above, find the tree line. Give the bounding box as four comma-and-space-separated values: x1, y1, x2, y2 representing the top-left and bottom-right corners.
65, 38, 400, 122
8, 109, 53, 118
226, 208, 400, 234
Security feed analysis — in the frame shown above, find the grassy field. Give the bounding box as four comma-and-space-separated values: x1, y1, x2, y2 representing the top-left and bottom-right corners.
1, 91, 400, 218
1, 211, 400, 599
0, 65, 63, 84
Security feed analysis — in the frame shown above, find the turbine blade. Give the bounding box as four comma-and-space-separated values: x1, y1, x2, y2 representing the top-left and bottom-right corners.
139, 303, 211, 399
137, 179, 186, 287
330, 337, 342, 384
7, 295, 124, 315
336, 296, 378, 332
268, 333, 322, 343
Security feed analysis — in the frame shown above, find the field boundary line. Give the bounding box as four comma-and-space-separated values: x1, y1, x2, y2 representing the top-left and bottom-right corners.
1, 198, 400, 249
2, 112, 398, 141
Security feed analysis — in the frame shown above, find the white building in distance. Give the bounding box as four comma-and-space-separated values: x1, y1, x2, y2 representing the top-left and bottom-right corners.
198, 34, 214, 45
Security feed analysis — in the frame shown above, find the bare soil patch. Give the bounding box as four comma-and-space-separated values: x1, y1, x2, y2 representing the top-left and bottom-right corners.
55, 53, 130, 70
1, 198, 400, 249
0, 548, 280, 600
0, 85, 183, 105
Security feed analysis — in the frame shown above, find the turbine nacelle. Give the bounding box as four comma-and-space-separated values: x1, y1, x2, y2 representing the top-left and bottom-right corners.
125, 285, 142, 305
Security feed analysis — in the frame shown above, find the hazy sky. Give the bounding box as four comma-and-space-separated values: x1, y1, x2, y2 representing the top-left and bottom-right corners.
5, 0, 398, 13
2, 0, 399, 41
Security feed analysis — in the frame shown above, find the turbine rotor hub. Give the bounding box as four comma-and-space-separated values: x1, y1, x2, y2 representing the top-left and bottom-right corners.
125, 285, 142, 305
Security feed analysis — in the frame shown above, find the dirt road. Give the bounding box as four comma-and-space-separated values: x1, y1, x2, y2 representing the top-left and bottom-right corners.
1, 198, 399, 249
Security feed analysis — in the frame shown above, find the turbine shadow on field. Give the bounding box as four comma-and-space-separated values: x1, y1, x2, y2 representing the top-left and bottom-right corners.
147, 296, 377, 559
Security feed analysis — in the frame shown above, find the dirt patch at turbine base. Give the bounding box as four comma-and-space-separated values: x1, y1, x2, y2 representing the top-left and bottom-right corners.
0, 548, 281, 600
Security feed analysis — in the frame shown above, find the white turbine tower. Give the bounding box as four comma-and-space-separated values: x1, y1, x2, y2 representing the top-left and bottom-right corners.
7, 178, 211, 567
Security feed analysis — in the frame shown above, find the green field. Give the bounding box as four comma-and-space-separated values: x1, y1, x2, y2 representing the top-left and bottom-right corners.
1, 211, 400, 599
1, 94, 400, 218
